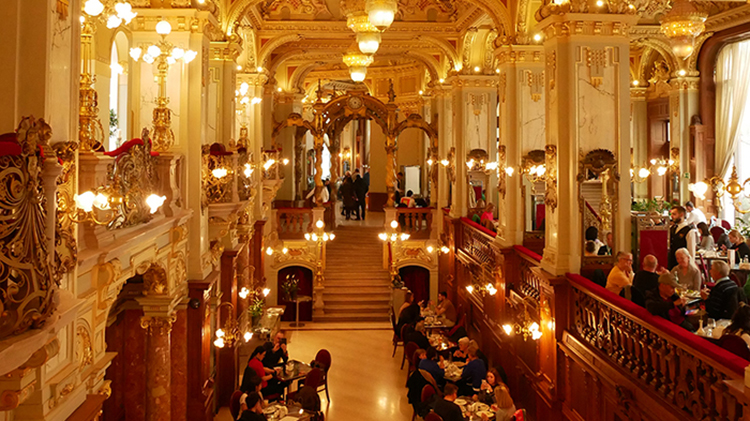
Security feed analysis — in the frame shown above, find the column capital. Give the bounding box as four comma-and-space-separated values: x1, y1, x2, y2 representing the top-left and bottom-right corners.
494, 45, 545, 65
630, 86, 647, 99
447, 75, 500, 88
536, 12, 640, 40
669, 76, 700, 91
140, 315, 176, 336
209, 41, 243, 63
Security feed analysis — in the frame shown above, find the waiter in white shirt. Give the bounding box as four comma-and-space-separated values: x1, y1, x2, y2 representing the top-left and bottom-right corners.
668, 205, 698, 270
685, 201, 707, 226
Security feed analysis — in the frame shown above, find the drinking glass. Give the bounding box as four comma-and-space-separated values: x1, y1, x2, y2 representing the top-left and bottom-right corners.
708, 318, 717, 330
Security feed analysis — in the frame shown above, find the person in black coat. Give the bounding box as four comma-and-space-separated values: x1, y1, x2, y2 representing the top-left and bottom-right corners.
239, 392, 268, 421
340, 173, 356, 220
632, 255, 664, 307
404, 320, 432, 351
702, 260, 740, 320
353, 169, 368, 220
645, 273, 693, 331
434, 383, 464, 421
397, 301, 421, 334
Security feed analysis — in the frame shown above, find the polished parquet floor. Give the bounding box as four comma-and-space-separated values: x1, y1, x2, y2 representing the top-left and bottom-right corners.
288, 329, 413, 421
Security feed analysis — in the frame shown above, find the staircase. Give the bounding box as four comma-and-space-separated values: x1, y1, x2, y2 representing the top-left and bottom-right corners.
318, 225, 392, 322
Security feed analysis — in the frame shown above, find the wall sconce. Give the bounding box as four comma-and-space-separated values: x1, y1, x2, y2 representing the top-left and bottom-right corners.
265, 246, 289, 256
69, 189, 165, 225
239, 286, 271, 300
520, 150, 547, 183
213, 301, 252, 348
465, 282, 497, 296
502, 308, 542, 341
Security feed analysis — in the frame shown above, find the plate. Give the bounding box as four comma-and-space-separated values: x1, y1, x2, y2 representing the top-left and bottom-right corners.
263, 406, 278, 415
475, 403, 490, 411
454, 399, 467, 406
477, 410, 495, 418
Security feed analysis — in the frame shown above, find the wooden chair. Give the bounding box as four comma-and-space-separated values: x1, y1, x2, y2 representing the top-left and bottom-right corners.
698, 254, 711, 284
404, 342, 419, 385
229, 390, 243, 420
424, 412, 443, 421
400, 324, 410, 369
391, 307, 403, 358
314, 349, 332, 403
411, 384, 437, 421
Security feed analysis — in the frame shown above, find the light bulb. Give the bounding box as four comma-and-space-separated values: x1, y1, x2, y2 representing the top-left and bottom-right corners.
400, 233, 410, 241
156, 20, 172, 36
239, 287, 250, 299
171, 48, 185, 60
329, 233, 335, 240
440, 246, 450, 254
239, 82, 249, 96
419, 90, 424, 95
427, 246, 434, 253
638, 168, 650, 178
502, 324, 512, 335
657, 166, 668, 176
282, 158, 289, 165
474, 66, 480, 72
111, 63, 124, 75
214, 337, 225, 348
244, 332, 253, 342
312, 233, 318, 241
322, 233, 329, 241
183, 50, 197, 63
130, 47, 142, 61
74, 191, 96, 213
305, 233, 311, 241
93, 193, 109, 210
83, 0, 104, 16
147, 45, 161, 59
282, 247, 288, 254
532, 330, 543, 340
466, 285, 474, 294
266, 247, 273, 256
379, 233, 388, 241
212, 168, 228, 179
107, 15, 122, 29
257, 67, 264, 73
167, 57, 176, 66
537, 166, 546, 176
216, 329, 225, 338
243, 163, 253, 177
530, 322, 540, 332
440, 159, 449, 166
146, 194, 166, 214
237, 65, 242, 71
505, 167, 515, 176
264, 159, 276, 170
357, 31, 381, 55
316, 220, 324, 229
390, 233, 397, 242
143, 54, 155, 64
439, 78, 445, 84
263, 288, 271, 297
533, 33, 542, 42
366, 0, 398, 30
349, 66, 367, 82
390, 220, 398, 229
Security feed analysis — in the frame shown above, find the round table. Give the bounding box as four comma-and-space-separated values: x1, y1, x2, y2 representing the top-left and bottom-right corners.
290, 295, 312, 328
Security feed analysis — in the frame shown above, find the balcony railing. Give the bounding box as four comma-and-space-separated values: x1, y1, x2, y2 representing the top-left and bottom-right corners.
398, 208, 433, 239
275, 208, 313, 240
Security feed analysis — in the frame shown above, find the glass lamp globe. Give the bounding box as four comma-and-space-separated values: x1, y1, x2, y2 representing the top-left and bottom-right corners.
365, 0, 398, 30
349, 66, 367, 82
156, 20, 172, 36
357, 32, 381, 55
83, 0, 105, 16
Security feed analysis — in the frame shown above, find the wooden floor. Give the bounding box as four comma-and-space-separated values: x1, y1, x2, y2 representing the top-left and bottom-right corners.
218, 328, 412, 421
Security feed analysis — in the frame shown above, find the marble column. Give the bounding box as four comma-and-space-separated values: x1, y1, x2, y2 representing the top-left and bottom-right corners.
208, 41, 241, 146
536, 11, 638, 275
141, 315, 174, 421
496, 45, 545, 247
313, 135, 325, 206
170, 308, 188, 421
669, 76, 700, 202
433, 87, 453, 211
631, 86, 649, 200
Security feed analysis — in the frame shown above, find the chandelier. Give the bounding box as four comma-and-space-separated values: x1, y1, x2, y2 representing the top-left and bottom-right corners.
690, 166, 750, 214
130, 21, 197, 151
347, 13, 381, 55
660, 0, 708, 59
343, 52, 374, 82
83, 0, 137, 28
365, 0, 398, 31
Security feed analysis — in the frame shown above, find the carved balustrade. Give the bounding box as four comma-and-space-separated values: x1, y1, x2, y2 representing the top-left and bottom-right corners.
457, 217, 496, 268
397, 208, 433, 239
275, 208, 312, 240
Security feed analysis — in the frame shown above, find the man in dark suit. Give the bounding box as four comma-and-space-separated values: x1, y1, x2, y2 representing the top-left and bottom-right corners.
434, 383, 464, 421
632, 255, 666, 306
353, 169, 368, 220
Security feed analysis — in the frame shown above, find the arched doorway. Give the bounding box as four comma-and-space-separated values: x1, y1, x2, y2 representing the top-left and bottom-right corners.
277, 266, 313, 322
399, 266, 430, 305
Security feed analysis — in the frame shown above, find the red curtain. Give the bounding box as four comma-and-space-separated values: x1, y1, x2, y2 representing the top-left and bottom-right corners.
639, 230, 668, 270
277, 266, 313, 322
399, 266, 430, 305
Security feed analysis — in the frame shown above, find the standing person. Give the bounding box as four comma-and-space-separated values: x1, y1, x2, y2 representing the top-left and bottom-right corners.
668, 205, 698, 270
697, 222, 716, 251
434, 383, 464, 421
685, 201, 707, 226
436, 291, 457, 327
340, 172, 356, 220
722, 229, 750, 261
671, 248, 703, 290
605, 252, 634, 295
363, 166, 370, 188
395, 171, 405, 203
353, 169, 368, 220
400, 190, 416, 208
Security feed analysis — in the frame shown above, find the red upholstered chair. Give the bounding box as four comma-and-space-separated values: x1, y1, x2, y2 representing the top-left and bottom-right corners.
229, 390, 243, 420
512, 409, 528, 421
424, 412, 443, 421
722, 220, 732, 230
711, 226, 726, 244
391, 308, 403, 358
305, 368, 323, 389
718, 335, 750, 360
404, 342, 419, 384
447, 313, 465, 338
314, 349, 332, 402
411, 384, 437, 421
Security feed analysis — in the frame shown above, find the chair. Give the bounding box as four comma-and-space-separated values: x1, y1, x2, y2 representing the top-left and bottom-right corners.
229, 390, 243, 420
409, 384, 436, 421
314, 349, 332, 402
711, 226, 725, 244
698, 254, 711, 284
722, 220, 732, 230
391, 307, 403, 358
718, 335, 750, 360
447, 314, 465, 338
400, 324, 410, 369
424, 412, 443, 421
404, 342, 419, 384
305, 368, 323, 389
512, 409, 528, 421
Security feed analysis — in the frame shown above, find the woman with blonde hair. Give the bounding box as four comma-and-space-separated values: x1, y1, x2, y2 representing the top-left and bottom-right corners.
475, 367, 516, 421
670, 247, 703, 290
723, 229, 750, 261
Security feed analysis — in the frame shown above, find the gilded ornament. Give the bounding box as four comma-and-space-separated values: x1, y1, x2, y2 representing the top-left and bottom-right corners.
140, 315, 176, 335
142, 263, 168, 295
75, 325, 94, 368
544, 145, 558, 212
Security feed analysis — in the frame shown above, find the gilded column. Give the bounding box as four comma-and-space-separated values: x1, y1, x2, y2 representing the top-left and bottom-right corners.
536, 6, 638, 275
669, 75, 700, 202
294, 128, 306, 200
631, 86, 648, 199
141, 315, 175, 421
329, 130, 341, 203
313, 135, 325, 206
385, 135, 397, 207
496, 45, 545, 246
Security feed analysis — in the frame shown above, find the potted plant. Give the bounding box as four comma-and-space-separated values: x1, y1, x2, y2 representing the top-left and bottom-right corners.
249, 297, 264, 326
281, 274, 300, 302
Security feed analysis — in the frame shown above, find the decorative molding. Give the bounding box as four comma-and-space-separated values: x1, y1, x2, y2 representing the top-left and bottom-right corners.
585, 47, 608, 88
140, 315, 176, 336
526, 70, 544, 101
544, 145, 558, 212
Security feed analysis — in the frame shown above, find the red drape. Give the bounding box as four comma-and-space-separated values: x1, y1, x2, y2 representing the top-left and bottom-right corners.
399, 266, 430, 305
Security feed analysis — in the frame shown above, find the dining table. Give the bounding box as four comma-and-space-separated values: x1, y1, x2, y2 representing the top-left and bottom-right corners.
262, 402, 312, 421
453, 396, 496, 420
443, 361, 464, 383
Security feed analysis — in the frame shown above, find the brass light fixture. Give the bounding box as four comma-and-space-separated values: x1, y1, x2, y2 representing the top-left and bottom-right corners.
305, 220, 336, 287
347, 13, 382, 55
130, 20, 197, 151
213, 301, 253, 348
365, 0, 398, 31
691, 166, 750, 214
465, 282, 498, 296
343, 51, 374, 82
660, 0, 708, 59
79, 0, 137, 152
502, 301, 543, 341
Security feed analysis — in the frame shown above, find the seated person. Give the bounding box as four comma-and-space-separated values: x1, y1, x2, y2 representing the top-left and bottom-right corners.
597, 232, 613, 256
697, 222, 716, 252
400, 190, 416, 208
721, 304, 750, 348
452, 337, 470, 362
671, 247, 703, 291
606, 252, 634, 295
585, 226, 604, 254
404, 320, 431, 351
434, 383, 464, 421
645, 273, 693, 331
436, 291, 457, 327
584, 241, 598, 257
724, 229, 750, 261
407, 367, 439, 418
398, 291, 416, 321
633, 255, 662, 296
416, 348, 445, 385
480, 203, 496, 231
238, 392, 267, 421
460, 347, 487, 396
246, 346, 285, 399
468, 340, 488, 370
397, 293, 421, 334
701, 260, 740, 320
477, 368, 516, 421
262, 332, 289, 368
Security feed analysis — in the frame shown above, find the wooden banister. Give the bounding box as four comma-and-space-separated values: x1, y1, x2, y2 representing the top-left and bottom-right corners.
397, 208, 433, 239
276, 208, 312, 240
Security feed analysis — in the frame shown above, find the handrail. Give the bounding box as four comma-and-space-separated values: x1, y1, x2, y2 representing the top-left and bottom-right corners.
585, 199, 602, 223
460, 217, 496, 239
276, 208, 312, 240
397, 207, 433, 239
513, 245, 542, 263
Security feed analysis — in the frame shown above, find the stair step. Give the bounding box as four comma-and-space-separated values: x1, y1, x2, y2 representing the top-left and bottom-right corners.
315, 313, 390, 322
325, 304, 390, 312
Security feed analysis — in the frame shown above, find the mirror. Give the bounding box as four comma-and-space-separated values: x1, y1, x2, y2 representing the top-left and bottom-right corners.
466, 149, 490, 220
520, 150, 546, 254
579, 149, 619, 267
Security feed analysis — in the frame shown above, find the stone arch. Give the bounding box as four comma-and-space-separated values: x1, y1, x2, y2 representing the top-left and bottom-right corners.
633, 38, 681, 74
257, 33, 303, 69
472, 0, 515, 43
414, 35, 461, 70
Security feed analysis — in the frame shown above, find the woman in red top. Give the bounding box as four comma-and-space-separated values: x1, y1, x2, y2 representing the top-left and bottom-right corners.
246, 346, 274, 389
